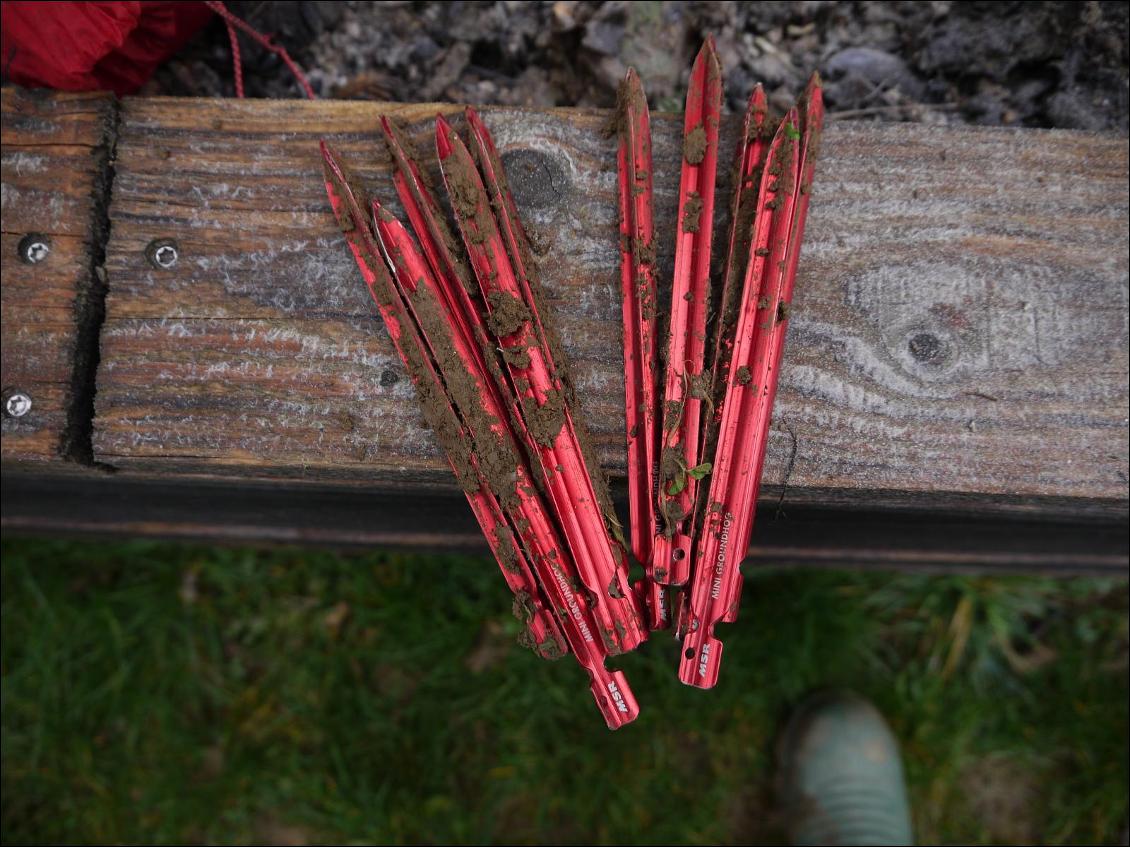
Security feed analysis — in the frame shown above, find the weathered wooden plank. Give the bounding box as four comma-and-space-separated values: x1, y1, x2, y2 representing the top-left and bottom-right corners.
1, 89, 115, 464
91, 98, 1128, 515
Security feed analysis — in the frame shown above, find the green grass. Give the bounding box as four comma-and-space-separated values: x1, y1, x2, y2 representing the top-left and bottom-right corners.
2, 538, 1126, 844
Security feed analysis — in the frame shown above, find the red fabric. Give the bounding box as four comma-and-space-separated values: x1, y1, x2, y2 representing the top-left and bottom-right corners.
1, 1, 213, 94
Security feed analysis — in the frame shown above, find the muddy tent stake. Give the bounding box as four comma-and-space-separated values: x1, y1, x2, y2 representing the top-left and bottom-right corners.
370, 199, 640, 727
436, 116, 647, 657
379, 116, 528, 474
678, 84, 773, 632
653, 38, 723, 589
462, 104, 622, 546
319, 142, 567, 663
614, 68, 665, 629
696, 84, 772, 510
378, 116, 486, 362
676, 115, 794, 687
377, 118, 642, 724
679, 75, 823, 688
461, 104, 632, 580
379, 117, 559, 524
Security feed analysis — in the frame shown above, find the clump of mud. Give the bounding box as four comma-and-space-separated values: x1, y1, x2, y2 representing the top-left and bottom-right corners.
486, 290, 533, 337
683, 123, 707, 164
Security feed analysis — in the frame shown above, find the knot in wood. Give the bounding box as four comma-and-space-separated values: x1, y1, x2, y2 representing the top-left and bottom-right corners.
499, 148, 570, 212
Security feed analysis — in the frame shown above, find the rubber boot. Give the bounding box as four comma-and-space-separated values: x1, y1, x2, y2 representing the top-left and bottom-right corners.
778, 690, 914, 846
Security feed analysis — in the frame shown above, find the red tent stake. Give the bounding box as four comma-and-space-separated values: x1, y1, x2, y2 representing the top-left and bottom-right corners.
615, 69, 665, 628
435, 117, 647, 657
678, 75, 823, 688
653, 38, 723, 589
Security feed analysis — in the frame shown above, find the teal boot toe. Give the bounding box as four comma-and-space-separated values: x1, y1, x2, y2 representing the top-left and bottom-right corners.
778, 690, 914, 846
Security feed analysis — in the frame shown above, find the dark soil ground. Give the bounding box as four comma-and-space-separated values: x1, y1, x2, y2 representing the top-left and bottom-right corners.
150, 1, 1129, 131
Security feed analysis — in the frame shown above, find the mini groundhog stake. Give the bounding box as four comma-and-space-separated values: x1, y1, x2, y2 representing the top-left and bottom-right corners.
371, 199, 640, 727
679, 76, 824, 688
321, 142, 639, 727
653, 38, 723, 591
677, 83, 773, 632
437, 116, 647, 658
320, 142, 568, 662
377, 115, 640, 726
615, 68, 664, 629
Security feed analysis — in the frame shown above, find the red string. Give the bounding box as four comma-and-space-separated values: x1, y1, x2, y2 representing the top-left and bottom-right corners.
220, 15, 244, 97
203, 0, 317, 99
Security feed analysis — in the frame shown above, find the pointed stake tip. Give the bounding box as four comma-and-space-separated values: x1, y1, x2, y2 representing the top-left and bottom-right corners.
807, 75, 825, 117
690, 35, 722, 89
434, 114, 456, 156
621, 68, 648, 111
370, 198, 401, 230
690, 39, 707, 68
319, 141, 348, 184
464, 105, 492, 148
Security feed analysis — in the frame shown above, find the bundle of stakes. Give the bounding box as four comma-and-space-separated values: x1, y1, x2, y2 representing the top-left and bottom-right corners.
321, 37, 823, 728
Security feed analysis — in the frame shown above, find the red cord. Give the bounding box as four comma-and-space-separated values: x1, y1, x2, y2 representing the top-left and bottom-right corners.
221, 15, 244, 97
204, 0, 317, 99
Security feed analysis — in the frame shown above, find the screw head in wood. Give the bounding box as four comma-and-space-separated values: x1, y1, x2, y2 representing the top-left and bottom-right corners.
18, 233, 50, 264
145, 238, 179, 269
3, 389, 32, 418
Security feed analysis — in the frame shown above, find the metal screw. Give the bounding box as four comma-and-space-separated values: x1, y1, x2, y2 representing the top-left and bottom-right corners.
145, 238, 179, 269
4, 390, 32, 418
154, 244, 178, 267
18, 233, 50, 264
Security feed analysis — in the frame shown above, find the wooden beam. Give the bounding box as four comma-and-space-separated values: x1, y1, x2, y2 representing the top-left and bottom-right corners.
1, 89, 116, 464
87, 97, 1128, 517
2, 92, 1127, 567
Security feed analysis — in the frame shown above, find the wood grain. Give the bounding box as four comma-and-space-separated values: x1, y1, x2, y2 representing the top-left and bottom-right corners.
92, 98, 1129, 514
1, 89, 115, 463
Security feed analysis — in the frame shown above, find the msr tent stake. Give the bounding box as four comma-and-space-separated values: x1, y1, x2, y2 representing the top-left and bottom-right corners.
680, 84, 773, 631
678, 75, 823, 688
436, 116, 647, 657
653, 38, 723, 590
377, 118, 641, 723
615, 68, 664, 628
320, 142, 567, 663
371, 198, 640, 726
